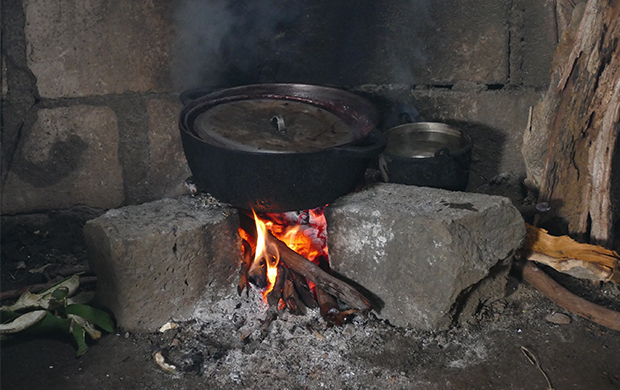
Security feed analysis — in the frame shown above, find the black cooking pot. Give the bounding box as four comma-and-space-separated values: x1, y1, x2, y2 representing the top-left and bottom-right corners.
179, 84, 386, 212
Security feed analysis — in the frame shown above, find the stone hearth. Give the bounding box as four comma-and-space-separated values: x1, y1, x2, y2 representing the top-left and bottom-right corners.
84, 183, 524, 332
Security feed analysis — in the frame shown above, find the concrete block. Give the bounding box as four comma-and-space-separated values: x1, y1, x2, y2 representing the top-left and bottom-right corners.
520, 0, 556, 87
1, 106, 124, 214
374, 0, 510, 85
326, 183, 525, 330
145, 98, 191, 199
24, 0, 172, 98
408, 88, 544, 188
84, 196, 240, 332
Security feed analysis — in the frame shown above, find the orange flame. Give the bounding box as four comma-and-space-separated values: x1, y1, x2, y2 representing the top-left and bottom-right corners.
242, 207, 329, 303
253, 210, 279, 298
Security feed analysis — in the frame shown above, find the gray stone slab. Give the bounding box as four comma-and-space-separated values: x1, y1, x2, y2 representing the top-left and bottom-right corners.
84, 196, 240, 332
326, 183, 525, 330
1, 106, 124, 214
24, 0, 172, 98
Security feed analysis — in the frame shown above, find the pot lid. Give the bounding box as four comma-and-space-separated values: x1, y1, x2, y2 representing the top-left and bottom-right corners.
193, 98, 354, 153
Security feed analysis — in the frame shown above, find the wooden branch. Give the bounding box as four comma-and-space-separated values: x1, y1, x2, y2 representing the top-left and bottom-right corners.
283, 277, 305, 315
267, 231, 371, 311
237, 240, 253, 296
289, 269, 317, 309
523, 262, 620, 332
267, 264, 287, 308
523, 224, 620, 283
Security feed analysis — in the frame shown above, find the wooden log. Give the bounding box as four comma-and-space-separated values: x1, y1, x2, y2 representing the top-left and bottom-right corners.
289, 269, 318, 309
523, 262, 620, 332
267, 264, 287, 308
237, 240, 253, 296
283, 277, 305, 315
523, 224, 620, 283
527, 0, 620, 246
266, 231, 372, 311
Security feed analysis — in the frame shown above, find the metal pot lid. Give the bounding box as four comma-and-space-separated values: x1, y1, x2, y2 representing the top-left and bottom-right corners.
193, 98, 354, 153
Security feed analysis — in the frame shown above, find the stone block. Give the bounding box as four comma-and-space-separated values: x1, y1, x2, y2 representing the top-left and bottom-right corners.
24, 0, 173, 98
408, 88, 544, 189
145, 98, 191, 199
373, 0, 510, 85
326, 183, 525, 330
520, 0, 556, 87
84, 196, 240, 332
1, 106, 124, 214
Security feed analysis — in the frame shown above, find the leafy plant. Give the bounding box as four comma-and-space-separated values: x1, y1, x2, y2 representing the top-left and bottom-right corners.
0, 275, 114, 357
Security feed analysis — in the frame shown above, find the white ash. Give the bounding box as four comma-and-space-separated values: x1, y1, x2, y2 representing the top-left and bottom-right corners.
146, 287, 511, 389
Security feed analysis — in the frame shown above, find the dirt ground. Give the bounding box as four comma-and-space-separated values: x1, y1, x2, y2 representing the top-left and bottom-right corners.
1, 205, 620, 390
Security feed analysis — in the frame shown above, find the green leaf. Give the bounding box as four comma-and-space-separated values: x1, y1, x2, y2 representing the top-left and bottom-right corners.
65, 304, 115, 333
1, 309, 21, 324
22, 312, 70, 335
71, 323, 88, 357
0, 310, 47, 333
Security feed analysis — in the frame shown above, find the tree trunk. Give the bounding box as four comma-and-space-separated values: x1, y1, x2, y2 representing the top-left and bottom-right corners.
526, 0, 620, 247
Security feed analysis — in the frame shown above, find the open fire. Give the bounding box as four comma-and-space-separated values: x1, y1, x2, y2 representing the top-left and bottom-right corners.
237, 207, 370, 327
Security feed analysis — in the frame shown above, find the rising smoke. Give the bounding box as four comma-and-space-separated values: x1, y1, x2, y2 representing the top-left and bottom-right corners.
171, 0, 300, 91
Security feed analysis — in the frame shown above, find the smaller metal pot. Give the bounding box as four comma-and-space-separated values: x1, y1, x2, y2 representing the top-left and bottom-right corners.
379, 122, 472, 191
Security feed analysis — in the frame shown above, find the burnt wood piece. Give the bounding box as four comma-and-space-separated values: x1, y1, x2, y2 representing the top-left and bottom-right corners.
526, 0, 620, 246
267, 264, 287, 308
289, 269, 318, 309
283, 277, 306, 315
266, 231, 372, 311
247, 249, 269, 289
315, 257, 357, 326
523, 262, 620, 332
238, 240, 253, 296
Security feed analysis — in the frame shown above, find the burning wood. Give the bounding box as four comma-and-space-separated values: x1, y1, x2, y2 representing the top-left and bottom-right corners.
237, 207, 371, 329
237, 239, 253, 296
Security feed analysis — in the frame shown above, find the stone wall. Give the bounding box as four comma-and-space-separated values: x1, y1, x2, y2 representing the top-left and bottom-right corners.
1, 0, 557, 215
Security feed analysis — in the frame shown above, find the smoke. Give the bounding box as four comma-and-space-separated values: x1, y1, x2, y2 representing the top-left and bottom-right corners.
171, 0, 300, 91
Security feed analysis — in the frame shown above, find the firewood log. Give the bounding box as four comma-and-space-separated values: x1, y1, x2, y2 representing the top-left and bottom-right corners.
523, 224, 620, 283
238, 240, 253, 296
266, 231, 372, 312
283, 277, 305, 315
523, 262, 620, 332
289, 269, 318, 309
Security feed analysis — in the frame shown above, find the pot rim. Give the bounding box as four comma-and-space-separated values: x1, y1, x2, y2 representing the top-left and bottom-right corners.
383, 121, 472, 158
179, 83, 379, 154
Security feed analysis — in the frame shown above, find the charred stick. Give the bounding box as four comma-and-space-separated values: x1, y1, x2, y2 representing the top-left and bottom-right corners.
259, 308, 278, 341
283, 276, 306, 315
238, 239, 253, 296
289, 269, 317, 309
315, 257, 356, 326
316, 286, 339, 319
267, 264, 287, 309
266, 231, 371, 311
